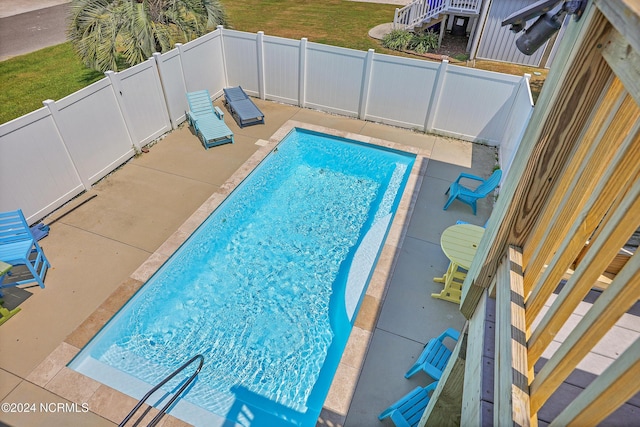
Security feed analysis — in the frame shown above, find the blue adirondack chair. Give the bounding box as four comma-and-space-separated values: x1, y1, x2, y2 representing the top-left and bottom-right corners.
223, 86, 265, 128
186, 90, 234, 149
405, 328, 460, 380
378, 382, 438, 427
0, 209, 50, 296
443, 169, 502, 215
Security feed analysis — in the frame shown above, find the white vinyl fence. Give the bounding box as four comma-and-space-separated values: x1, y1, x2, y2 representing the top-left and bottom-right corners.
0, 27, 533, 224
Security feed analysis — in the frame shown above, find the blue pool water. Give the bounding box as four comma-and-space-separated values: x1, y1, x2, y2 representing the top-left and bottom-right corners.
69, 128, 415, 426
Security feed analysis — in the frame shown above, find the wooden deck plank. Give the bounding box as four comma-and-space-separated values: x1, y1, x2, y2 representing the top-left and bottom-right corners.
525, 117, 640, 332
527, 167, 640, 369
549, 338, 640, 426
530, 251, 640, 413
522, 80, 631, 291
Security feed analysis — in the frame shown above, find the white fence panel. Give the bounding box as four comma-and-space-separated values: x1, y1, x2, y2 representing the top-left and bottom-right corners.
366, 53, 439, 128
499, 75, 534, 179
305, 43, 367, 116
0, 27, 534, 223
433, 66, 522, 145
108, 59, 171, 146
180, 30, 226, 98
154, 49, 188, 127
46, 78, 134, 186
263, 35, 301, 105
0, 108, 84, 223
221, 29, 260, 95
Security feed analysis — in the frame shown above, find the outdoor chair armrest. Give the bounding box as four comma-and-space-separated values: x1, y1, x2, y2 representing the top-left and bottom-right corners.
186, 111, 200, 131
454, 172, 485, 185
457, 186, 484, 197
436, 328, 460, 343
214, 106, 224, 119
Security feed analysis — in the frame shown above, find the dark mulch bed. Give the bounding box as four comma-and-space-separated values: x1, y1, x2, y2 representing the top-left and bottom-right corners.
431, 33, 470, 59
402, 33, 471, 63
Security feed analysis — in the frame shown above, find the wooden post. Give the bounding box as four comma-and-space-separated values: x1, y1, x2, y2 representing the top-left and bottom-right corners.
461, 290, 495, 426
600, 27, 640, 106
439, 15, 447, 48
521, 78, 630, 291
422, 326, 468, 427
460, 2, 613, 319
494, 246, 531, 426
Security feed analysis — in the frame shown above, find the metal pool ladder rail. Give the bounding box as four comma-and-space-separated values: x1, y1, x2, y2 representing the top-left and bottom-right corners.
119, 354, 205, 427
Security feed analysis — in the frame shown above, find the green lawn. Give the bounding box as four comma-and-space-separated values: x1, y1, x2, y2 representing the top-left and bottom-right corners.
0, 43, 103, 124
0, 0, 541, 124
221, 0, 397, 52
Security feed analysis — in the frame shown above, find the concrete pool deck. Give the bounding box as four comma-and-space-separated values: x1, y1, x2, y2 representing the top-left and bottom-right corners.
0, 99, 497, 426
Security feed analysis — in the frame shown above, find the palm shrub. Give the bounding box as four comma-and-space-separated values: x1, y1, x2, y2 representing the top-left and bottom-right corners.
68, 0, 228, 72
381, 29, 413, 51
408, 30, 439, 54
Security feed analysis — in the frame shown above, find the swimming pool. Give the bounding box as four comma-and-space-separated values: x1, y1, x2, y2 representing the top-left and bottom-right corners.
69, 128, 415, 426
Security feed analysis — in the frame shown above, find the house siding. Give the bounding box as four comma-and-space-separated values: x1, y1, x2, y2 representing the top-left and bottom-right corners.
474, 0, 565, 68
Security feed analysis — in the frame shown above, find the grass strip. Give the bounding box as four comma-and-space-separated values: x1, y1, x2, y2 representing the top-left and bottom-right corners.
0, 43, 103, 124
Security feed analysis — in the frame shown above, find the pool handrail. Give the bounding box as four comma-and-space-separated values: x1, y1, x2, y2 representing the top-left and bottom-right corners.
119, 354, 205, 427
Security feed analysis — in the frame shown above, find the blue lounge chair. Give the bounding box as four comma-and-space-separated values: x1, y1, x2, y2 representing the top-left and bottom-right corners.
0, 209, 50, 296
223, 86, 265, 128
378, 382, 438, 426
405, 328, 459, 380
443, 169, 502, 215
186, 90, 234, 149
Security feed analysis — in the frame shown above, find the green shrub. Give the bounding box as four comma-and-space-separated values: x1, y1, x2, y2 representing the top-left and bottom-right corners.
382, 29, 413, 51
382, 29, 440, 54
408, 30, 439, 54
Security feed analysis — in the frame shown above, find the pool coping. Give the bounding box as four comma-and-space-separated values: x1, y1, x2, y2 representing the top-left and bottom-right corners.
25, 120, 430, 426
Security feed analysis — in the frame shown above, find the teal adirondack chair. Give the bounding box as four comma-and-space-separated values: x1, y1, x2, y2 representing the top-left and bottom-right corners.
378, 382, 438, 427
0, 209, 50, 296
186, 90, 234, 149
405, 328, 460, 381
443, 169, 502, 215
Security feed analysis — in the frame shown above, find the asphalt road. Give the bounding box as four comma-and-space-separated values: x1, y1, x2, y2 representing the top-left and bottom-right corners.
0, 2, 70, 61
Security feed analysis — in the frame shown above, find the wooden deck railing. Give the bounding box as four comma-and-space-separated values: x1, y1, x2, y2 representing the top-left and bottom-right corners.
419, 1, 640, 425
